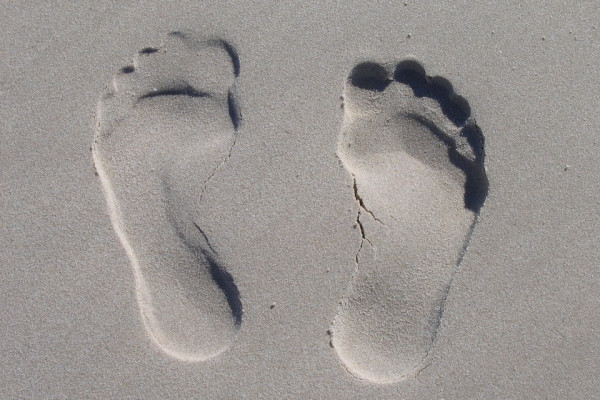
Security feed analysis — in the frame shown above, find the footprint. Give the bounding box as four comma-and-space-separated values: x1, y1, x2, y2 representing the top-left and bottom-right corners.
332, 60, 488, 383
92, 31, 242, 362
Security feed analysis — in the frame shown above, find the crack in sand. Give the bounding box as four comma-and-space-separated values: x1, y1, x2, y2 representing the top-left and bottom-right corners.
197, 133, 238, 203
192, 222, 217, 254
352, 178, 384, 224
352, 176, 375, 267
197, 89, 241, 204
354, 210, 369, 267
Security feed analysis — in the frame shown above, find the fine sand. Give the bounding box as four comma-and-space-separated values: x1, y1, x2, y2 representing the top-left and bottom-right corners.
3, 2, 600, 399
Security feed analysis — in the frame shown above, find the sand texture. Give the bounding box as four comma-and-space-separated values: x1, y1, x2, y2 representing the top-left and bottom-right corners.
2, 2, 600, 398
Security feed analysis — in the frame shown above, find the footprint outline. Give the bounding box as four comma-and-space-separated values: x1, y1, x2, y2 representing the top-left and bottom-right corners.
332, 58, 489, 383
93, 31, 243, 362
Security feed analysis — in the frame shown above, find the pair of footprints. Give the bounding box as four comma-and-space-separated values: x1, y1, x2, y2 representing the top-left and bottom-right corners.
93, 31, 488, 384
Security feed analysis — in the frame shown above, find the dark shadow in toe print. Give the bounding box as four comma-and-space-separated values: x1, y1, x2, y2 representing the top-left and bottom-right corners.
139, 47, 159, 54
349, 62, 392, 92
139, 86, 211, 100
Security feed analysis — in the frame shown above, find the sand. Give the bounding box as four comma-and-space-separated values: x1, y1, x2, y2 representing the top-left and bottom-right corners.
2, 2, 600, 398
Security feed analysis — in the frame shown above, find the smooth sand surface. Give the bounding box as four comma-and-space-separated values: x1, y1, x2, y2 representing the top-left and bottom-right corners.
2, 2, 600, 398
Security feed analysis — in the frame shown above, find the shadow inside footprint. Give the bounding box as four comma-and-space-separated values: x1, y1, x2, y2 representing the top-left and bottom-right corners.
204, 251, 243, 327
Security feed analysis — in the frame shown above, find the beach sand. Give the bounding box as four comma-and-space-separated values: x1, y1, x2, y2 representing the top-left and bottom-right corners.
2, 2, 600, 398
